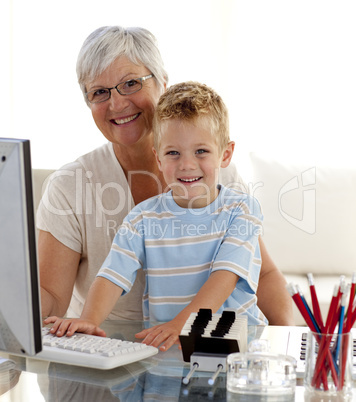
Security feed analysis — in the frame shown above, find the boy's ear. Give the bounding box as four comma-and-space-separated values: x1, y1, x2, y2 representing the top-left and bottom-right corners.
220, 141, 235, 168
152, 147, 163, 171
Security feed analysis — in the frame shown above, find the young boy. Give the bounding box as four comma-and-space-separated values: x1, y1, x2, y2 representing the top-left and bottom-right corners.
45, 82, 267, 351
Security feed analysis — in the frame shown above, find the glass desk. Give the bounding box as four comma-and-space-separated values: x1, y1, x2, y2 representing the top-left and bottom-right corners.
0, 321, 341, 401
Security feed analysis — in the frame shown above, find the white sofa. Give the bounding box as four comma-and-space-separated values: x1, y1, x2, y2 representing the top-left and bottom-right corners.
249, 153, 356, 325
33, 154, 356, 326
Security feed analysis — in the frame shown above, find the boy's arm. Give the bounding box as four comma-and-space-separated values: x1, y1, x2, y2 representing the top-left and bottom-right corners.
135, 270, 238, 351
81, 277, 123, 323
44, 277, 123, 336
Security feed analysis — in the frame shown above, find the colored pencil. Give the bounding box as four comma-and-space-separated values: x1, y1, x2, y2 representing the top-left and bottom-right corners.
308, 273, 324, 331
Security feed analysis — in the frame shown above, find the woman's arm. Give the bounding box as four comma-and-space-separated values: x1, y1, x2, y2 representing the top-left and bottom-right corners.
256, 237, 295, 325
45, 277, 123, 337
135, 270, 238, 351
39, 230, 81, 318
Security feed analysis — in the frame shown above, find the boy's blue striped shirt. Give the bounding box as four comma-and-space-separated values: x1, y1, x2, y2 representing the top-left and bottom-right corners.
98, 185, 268, 326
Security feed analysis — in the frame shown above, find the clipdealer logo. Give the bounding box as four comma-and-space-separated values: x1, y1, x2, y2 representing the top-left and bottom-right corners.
278, 167, 316, 234
40, 168, 265, 237
40, 169, 131, 226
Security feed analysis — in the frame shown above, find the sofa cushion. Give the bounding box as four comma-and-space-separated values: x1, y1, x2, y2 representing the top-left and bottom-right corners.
250, 153, 356, 276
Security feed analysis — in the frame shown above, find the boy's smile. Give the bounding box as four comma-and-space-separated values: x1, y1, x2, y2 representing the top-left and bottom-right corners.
178, 176, 202, 183
153, 118, 234, 209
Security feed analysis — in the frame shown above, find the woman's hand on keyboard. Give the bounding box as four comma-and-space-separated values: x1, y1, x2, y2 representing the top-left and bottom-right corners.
135, 320, 182, 352
43, 316, 106, 337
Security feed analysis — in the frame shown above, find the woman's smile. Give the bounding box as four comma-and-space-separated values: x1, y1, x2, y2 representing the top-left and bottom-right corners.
111, 113, 140, 125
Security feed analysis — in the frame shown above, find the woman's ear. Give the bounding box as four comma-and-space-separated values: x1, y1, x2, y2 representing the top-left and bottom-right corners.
220, 141, 235, 168
152, 147, 163, 171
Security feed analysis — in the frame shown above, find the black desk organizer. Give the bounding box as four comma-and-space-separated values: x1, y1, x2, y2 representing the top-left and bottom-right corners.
180, 308, 244, 362
179, 308, 247, 385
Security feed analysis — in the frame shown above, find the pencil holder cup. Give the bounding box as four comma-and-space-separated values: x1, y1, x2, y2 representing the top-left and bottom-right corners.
304, 331, 353, 398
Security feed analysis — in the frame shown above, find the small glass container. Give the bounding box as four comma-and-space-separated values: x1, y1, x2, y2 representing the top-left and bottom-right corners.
226, 339, 297, 396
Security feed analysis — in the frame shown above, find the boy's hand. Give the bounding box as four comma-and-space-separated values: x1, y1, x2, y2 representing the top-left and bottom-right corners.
43, 316, 106, 338
135, 320, 183, 352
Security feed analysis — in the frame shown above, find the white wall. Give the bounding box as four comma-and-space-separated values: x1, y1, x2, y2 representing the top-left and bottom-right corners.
2, 0, 356, 178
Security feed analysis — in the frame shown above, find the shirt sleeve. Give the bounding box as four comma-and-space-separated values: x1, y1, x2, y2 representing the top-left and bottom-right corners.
36, 166, 84, 254
97, 213, 146, 294
210, 195, 263, 293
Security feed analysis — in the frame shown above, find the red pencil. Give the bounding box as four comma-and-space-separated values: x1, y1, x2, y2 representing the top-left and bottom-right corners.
344, 272, 356, 333
339, 274, 356, 389
308, 273, 324, 331
286, 283, 317, 331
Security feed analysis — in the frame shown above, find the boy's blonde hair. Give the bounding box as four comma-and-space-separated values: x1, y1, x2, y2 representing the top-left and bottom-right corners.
153, 81, 230, 153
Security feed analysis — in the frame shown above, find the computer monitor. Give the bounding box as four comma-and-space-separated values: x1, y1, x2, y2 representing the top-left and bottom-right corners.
0, 138, 42, 356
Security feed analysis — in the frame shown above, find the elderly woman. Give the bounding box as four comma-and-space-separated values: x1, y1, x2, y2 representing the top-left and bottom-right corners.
38, 26, 294, 325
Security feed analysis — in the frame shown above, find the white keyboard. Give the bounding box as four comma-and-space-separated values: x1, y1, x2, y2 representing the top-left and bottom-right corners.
33, 327, 158, 370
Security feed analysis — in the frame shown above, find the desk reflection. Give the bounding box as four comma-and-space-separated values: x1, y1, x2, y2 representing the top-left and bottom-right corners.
44, 344, 226, 401
1, 322, 277, 401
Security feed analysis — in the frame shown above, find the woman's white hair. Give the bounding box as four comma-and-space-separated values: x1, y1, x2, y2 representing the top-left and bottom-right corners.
77, 26, 168, 106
